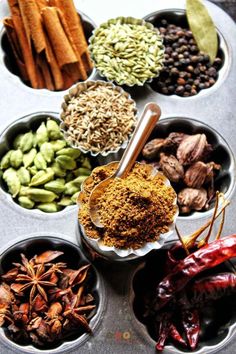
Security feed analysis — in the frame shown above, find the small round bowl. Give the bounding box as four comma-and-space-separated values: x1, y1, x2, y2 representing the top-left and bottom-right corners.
0, 234, 105, 353
88, 16, 164, 87
77, 161, 179, 262
0, 111, 94, 215
0, 11, 97, 93
142, 9, 229, 98
60, 80, 137, 162
132, 249, 236, 353
139, 117, 236, 219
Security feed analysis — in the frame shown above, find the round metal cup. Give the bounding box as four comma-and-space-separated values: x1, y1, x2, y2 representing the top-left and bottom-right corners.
143, 8, 230, 98
0, 233, 105, 353
77, 161, 179, 262
139, 117, 236, 219
88, 16, 165, 87
0, 111, 93, 216
131, 250, 236, 354
0, 11, 97, 93
60, 80, 138, 162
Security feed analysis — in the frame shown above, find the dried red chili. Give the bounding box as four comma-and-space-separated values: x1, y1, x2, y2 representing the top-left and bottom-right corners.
153, 235, 236, 311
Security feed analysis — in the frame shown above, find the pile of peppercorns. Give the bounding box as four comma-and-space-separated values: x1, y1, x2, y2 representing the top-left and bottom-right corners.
151, 19, 223, 97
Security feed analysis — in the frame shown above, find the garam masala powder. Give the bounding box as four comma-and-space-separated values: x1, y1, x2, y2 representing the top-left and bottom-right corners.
78, 163, 177, 249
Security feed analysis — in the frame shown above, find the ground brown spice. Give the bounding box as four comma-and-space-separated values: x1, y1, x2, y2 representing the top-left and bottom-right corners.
78, 163, 177, 249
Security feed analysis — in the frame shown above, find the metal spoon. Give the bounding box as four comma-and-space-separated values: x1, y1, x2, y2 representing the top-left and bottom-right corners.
89, 102, 161, 228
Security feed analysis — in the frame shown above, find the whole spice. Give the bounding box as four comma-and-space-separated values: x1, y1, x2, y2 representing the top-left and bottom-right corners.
178, 187, 208, 213
159, 153, 184, 183
61, 82, 136, 153
4, 0, 93, 91
89, 17, 164, 86
135, 195, 236, 352
0, 118, 92, 212
186, 0, 218, 63
141, 130, 221, 214
0, 250, 96, 346
150, 19, 222, 97
79, 163, 177, 249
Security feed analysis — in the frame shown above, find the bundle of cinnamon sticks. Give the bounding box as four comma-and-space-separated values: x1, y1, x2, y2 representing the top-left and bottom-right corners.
4, 0, 93, 91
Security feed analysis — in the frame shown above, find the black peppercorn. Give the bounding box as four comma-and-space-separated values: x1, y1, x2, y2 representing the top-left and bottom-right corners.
175, 86, 185, 95
151, 19, 221, 97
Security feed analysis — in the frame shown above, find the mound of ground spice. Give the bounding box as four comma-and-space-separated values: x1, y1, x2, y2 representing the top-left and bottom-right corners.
78, 163, 177, 249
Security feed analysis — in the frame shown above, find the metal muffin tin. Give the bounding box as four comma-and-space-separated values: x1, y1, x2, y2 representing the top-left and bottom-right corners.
0, 0, 236, 353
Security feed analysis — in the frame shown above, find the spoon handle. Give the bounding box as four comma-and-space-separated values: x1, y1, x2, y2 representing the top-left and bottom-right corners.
116, 102, 161, 178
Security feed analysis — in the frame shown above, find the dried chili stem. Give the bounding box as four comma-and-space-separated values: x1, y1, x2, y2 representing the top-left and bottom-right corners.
175, 225, 190, 256
183, 194, 230, 248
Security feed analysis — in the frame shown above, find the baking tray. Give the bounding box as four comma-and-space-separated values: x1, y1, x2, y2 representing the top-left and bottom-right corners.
0, 0, 235, 353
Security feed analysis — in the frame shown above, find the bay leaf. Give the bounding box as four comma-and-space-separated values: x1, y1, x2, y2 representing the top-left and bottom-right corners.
186, 0, 218, 63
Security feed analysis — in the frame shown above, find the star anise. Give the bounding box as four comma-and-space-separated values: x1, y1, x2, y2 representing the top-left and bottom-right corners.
10, 253, 63, 305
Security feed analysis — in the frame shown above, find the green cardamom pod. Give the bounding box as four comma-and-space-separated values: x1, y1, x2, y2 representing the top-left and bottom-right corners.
58, 196, 74, 206
56, 155, 76, 170
71, 175, 88, 187
56, 148, 81, 159
37, 202, 59, 213
0, 150, 13, 170
44, 179, 65, 194
3, 167, 17, 182
50, 139, 66, 152
40, 142, 54, 163
71, 191, 80, 203
13, 134, 24, 149
50, 162, 66, 177
19, 132, 34, 152
64, 181, 79, 195
10, 149, 23, 168
30, 168, 54, 186
65, 172, 74, 183
28, 165, 38, 176
34, 152, 47, 170
36, 122, 48, 147
19, 186, 30, 196
17, 167, 31, 185
3, 168, 21, 197
23, 148, 37, 168
81, 157, 92, 170
73, 167, 91, 177
18, 196, 35, 209
26, 188, 57, 202
46, 119, 61, 140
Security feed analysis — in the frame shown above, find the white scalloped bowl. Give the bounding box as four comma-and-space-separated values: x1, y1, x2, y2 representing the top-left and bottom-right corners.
77, 161, 178, 261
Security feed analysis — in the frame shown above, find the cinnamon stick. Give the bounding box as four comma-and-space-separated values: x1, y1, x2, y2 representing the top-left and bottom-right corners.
56, 8, 87, 80
3, 17, 29, 81
37, 54, 55, 90
55, 0, 93, 72
8, 0, 39, 88
18, 0, 46, 54
41, 6, 78, 68
44, 35, 64, 90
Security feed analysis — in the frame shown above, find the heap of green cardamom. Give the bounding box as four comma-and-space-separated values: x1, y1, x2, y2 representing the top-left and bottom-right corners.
0, 118, 92, 212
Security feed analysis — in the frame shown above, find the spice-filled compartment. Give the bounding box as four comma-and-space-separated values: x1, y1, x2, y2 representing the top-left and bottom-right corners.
0, 235, 103, 352
132, 249, 236, 353
143, 9, 229, 97
139, 117, 235, 218
0, 0, 96, 92
0, 112, 95, 214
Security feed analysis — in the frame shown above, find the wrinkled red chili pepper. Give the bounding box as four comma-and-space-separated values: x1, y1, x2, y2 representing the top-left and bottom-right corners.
181, 308, 200, 350
169, 324, 187, 347
154, 235, 236, 310
155, 313, 170, 351
190, 272, 236, 304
